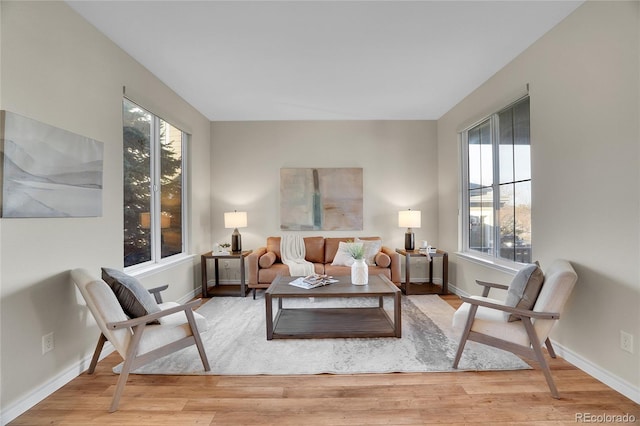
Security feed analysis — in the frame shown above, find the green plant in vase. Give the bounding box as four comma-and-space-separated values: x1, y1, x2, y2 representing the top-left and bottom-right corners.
346, 243, 365, 260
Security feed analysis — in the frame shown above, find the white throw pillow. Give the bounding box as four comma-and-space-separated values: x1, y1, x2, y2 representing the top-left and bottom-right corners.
331, 241, 363, 267
355, 238, 383, 266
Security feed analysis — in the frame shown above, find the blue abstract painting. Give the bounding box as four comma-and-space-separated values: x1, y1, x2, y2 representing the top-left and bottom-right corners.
280, 168, 363, 231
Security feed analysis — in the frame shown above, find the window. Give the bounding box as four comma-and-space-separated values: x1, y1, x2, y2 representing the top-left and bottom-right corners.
123, 99, 186, 268
461, 96, 531, 264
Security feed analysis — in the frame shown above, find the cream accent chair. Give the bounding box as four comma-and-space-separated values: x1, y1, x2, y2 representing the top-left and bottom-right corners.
452, 259, 578, 398
71, 268, 211, 412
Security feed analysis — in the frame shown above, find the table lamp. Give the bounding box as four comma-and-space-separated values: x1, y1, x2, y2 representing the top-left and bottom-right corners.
398, 209, 421, 251
224, 210, 247, 253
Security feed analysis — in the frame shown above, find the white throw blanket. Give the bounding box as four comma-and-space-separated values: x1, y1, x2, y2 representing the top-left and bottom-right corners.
280, 234, 315, 276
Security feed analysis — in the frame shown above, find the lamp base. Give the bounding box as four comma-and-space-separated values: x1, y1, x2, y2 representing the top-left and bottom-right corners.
231, 229, 242, 253
404, 230, 415, 251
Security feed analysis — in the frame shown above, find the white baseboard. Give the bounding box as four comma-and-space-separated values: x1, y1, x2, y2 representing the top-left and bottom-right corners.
1, 343, 115, 425
1, 287, 199, 426
178, 288, 198, 304
552, 342, 640, 404
447, 283, 470, 297
447, 284, 640, 404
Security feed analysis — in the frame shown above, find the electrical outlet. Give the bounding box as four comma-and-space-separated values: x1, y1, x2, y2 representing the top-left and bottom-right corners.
620, 330, 634, 353
42, 332, 54, 354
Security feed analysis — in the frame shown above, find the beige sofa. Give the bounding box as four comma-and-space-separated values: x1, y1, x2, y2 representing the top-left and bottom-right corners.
247, 236, 401, 298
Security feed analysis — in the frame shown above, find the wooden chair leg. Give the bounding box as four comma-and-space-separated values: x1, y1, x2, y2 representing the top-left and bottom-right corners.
110, 359, 132, 413
88, 334, 107, 374
185, 309, 211, 371
545, 337, 557, 358
109, 324, 146, 412
522, 319, 559, 398
453, 304, 478, 368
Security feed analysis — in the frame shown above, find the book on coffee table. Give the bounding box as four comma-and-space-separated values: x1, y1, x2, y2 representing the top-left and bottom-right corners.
288, 274, 338, 289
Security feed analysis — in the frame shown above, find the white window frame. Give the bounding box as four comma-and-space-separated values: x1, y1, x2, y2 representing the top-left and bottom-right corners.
459, 96, 531, 271
123, 98, 190, 273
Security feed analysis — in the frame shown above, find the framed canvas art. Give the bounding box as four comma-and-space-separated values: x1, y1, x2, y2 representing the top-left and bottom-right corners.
0, 111, 104, 217
280, 168, 363, 231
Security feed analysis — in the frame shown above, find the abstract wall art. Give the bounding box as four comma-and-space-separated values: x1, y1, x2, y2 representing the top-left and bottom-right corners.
0, 111, 104, 218
280, 167, 363, 231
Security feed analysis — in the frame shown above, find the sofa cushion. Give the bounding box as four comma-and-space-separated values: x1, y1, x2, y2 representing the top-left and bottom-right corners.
259, 251, 276, 268
331, 241, 363, 267
374, 252, 391, 268
504, 262, 545, 322
304, 236, 325, 263
324, 264, 352, 277
101, 267, 161, 321
258, 263, 324, 284
266, 236, 325, 264
356, 237, 382, 266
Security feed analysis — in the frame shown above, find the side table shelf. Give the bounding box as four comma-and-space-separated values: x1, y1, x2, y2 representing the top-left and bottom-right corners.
395, 248, 448, 295
201, 250, 252, 297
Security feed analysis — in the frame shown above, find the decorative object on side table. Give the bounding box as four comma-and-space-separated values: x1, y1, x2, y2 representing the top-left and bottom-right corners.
346, 242, 368, 285
398, 209, 421, 251
215, 242, 231, 254
224, 210, 247, 253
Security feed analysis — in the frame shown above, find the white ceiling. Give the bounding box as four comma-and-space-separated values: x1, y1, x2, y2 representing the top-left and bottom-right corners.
67, 1, 582, 121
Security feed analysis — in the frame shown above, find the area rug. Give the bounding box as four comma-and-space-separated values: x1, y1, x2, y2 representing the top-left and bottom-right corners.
119, 294, 530, 375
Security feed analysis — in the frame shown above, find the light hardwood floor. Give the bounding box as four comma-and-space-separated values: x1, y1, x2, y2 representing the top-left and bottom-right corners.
10, 295, 639, 425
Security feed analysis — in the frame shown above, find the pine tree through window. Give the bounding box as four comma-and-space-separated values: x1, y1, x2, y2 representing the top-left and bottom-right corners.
123, 99, 185, 268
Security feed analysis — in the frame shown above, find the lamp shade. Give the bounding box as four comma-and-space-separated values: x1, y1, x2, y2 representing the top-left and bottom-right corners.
224, 211, 247, 229
398, 210, 421, 228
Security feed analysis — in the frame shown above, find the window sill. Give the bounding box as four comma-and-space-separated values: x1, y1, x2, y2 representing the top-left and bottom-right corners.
125, 254, 196, 279
455, 252, 526, 275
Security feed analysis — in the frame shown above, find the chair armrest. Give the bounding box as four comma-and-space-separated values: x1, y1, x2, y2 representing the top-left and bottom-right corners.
476, 280, 509, 291
148, 284, 169, 304
106, 299, 201, 329
475, 280, 509, 297
247, 247, 267, 285
460, 295, 560, 320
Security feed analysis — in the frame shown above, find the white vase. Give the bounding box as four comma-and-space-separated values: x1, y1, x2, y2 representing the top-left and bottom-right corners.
351, 258, 368, 285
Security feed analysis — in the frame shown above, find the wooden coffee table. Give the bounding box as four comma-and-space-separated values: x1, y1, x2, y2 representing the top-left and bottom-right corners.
265, 274, 401, 340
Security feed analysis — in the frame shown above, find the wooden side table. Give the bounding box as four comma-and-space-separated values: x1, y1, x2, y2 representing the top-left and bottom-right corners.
395, 248, 448, 295
201, 250, 252, 297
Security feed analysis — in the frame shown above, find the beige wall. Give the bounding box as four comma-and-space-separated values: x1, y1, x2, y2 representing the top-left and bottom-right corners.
1, 0, 639, 420
0, 1, 212, 416
210, 120, 439, 254
438, 0, 640, 394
